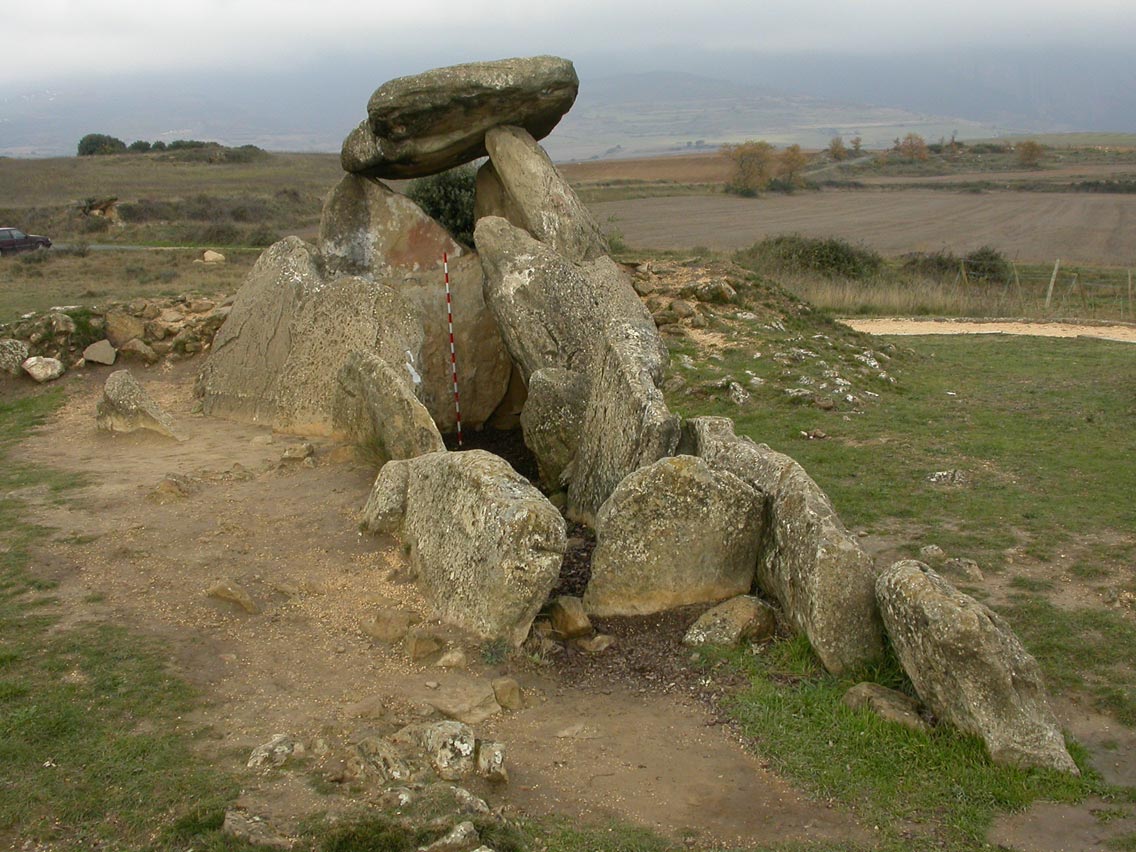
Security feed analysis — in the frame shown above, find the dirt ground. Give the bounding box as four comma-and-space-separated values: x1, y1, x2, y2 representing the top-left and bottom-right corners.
590, 191, 1136, 265
842, 318, 1136, 344
12, 362, 866, 848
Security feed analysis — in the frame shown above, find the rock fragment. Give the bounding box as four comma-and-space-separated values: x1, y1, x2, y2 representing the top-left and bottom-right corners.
82, 339, 117, 365
96, 370, 187, 440
21, 356, 64, 383
683, 596, 777, 647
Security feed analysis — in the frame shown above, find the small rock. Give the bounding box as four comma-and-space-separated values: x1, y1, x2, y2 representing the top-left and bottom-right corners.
417, 820, 478, 852
119, 338, 159, 365
96, 370, 187, 441
475, 740, 508, 783
683, 595, 776, 648
727, 381, 750, 405
207, 580, 259, 614
814, 397, 836, 411
450, 784, 491, 814
842, 682, 930, 732
247, 734, 300, 769
363, 608, 418, 643
919, 544, 947, 564
943, 557, 984, 582
83, 339, 117, 366
281, 442, 314, 461
436, 648, 468, 669
547, 596, 591, 639
426, 684, 501, 725
670, 299, 696, 318
927, 469, 967, 485
412, 720, 477, 781
406, 628, 446, 661
354, 736, 412, 783
203, 250, 226, 263
572, 634, 615, 653
149, 474, 197, 503
222, 810, 293, 849
22, 356, 65, 383
800, 428, 828, 440
491, 677, 524, 711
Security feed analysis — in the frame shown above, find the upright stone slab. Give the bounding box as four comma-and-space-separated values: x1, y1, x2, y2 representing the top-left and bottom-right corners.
566, 321, 680, 524
342, 56, 579, 178
680, 416, 884, 675
483, 125, 607, 262
476, 216, 662, 382
361, 450, 567, 646
519, 367, 588, 491
585, 456, 764, 616
877, 560, 1078, 774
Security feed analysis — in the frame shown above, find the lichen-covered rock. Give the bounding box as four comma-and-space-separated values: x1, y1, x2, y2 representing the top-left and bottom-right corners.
683, 595, 777, 647
332, 350, 444, 461
95, 370, 186, 443
476, 216, 662, 382
0, 339, 30, 376
877, 560, 1078, 773
21, 356, 64, 383
361, 450, 566, 646
585, 456, 763, 616
567, 321, 680, 523
680, 416, 884, 675
342, 56, 578, 179
519, 367, 587, 490
483, 125, 607, 262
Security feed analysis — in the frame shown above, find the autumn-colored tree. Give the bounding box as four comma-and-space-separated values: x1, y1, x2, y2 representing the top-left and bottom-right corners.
850, 136, 863, 154
897, 132, 930, 161
1017, 140, 1044, 168
827, 136, 848, 161
778, 144, 810, 186
721, 140, 777, 196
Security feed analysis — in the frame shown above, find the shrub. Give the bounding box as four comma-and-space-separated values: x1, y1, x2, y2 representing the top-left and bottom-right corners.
736, 235, 884, 279
963, 245, 1013, 284
406, 165, 477, 245
896, 133, 929, 162
902, 250, 961, 278
196, 223, 240, 246
151, 140, 167, 151
828, 136, 848, 161
127, 140, 152, 153
1017, 140, 1044, 168
77, 133, 126, 156
721, 140, 776, 196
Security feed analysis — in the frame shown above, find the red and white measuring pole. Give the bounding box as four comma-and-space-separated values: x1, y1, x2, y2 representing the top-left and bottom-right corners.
443, 252, 463, 448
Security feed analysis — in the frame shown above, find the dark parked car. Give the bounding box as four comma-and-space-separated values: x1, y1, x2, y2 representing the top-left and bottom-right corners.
0, 227, 52, 255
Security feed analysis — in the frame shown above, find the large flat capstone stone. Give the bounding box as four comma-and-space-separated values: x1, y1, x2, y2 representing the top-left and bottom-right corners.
342, 56, 579, 179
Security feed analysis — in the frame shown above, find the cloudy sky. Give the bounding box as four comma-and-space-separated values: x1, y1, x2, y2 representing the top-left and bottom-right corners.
10, 0, 1136, 86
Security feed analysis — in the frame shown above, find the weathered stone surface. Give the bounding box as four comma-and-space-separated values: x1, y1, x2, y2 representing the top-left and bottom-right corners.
417, 820, 479, 852
343, 56, 578, 179
119, 338, 159, 364
105, 310, 145, 348
585, 455, 763, 616
96, 370, 187, 440
473, 161, 523, 224
475, 741, 508, 783
519, 367, 587, 491
842, 682, 930, 732
683, 595, 777, 647
354, 736, 412, 784
404, 720, 477, 781
361, 450, 566, 646
207, 580, 259, 614
247, 733, 299, 768
476, 216, 662, 382
362, 607, 419, 643
680, 416, 884, 675
319, 176, 512, 431
547, 596, 592, 639
567, 321, 680, 523
197, 237, 426, 436
877, 560, 1078, 773
491, 677, 523, 711
484, 125, 607, 262
0, 339, 30, 376
202, 250, 226, 264
83, 339, 117, 365
22, 356, 64, 383
425, 683, 501, 725
332, 350, 444, 461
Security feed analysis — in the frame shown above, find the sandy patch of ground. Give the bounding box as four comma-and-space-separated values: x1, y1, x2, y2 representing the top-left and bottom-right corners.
841, 317, 1136, 344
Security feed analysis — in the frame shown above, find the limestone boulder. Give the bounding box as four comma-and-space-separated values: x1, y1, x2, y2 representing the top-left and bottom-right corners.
683, 595, 777, 647
21, 356, 64, 383
680, 416, 884, 675
0, 339, 30, 376
519, 367, 587, 490
83, 339, 117, 365
196, 237, 426, 436
332, 351, 444, 461
584, 456, 763, 616
842, 682, 929, 733
483, 125, 607, 262
567, 321, 680, 523
476, 216, 662, 382
877, 560, 1078, 773
361, 450, 566, 646
97, 370, 186, 441
105, 310, 145, 348
342, 56, 579, 178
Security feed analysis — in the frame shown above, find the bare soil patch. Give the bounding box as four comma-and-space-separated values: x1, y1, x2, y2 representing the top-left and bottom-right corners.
11, 363, 866, 847
841, 317, 1136, 344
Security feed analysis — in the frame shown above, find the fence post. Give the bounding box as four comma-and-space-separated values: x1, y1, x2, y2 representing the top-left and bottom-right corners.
1129, 269, 1134, 320
1045, 259, 1061, 309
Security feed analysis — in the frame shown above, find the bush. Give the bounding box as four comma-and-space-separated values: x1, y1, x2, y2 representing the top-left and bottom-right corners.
721, 140, 776, 196
77, 133, 126, 156
406, 165, 477, 246
737, 235, 884, 279
963, 245, 1013, 283
902, 250, 961, 278
127, 140, 152, 153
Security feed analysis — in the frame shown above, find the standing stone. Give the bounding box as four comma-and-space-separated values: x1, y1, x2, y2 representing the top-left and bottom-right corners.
680, 417, 884, 675
585, 456, 764, 616
877, 560, 1078, 773
342, 56, 579, 179
519, 368, 588, 491
0, 339, 30, 376
21, 356, 65, 383
83, 339, 117, 365
483, 125, 607, 262
476, 216, 663, 382
567, 321, 680, 524
97, 370, 187, 441
361, 450, 566, 646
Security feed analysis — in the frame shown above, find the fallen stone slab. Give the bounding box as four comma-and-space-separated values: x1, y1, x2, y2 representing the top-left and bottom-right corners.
877, 560, 1078, 773
96, 370, 187, 441
482, 125, 607, 262
22, 356, 64, 383
679, 416, 884, 675
683, 595, 777, 648
342, 55, 578, 179
361, 450, 566, 646
585, 455, 763, 616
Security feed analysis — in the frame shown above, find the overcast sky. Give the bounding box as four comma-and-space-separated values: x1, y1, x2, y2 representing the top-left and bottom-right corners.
9, 0, 1136, 87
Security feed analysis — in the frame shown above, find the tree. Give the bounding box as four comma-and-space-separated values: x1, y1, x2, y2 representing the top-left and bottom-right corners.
721, 140, 776, 196
77, 133, 126, 156
777, 144, 809, 186
897, 133, 930, 161
1017, 140, 1044, 168
406, 164, 477, 245
827, 136, 848, 161
128, 140, 152, 153
850, 136, 863, 154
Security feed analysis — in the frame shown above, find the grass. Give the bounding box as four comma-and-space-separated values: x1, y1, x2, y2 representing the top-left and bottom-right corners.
0, 389, 254, 851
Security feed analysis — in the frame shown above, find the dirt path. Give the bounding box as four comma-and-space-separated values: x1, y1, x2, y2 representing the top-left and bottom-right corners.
13, 365, 865, 847
840, 317, 1136, 343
